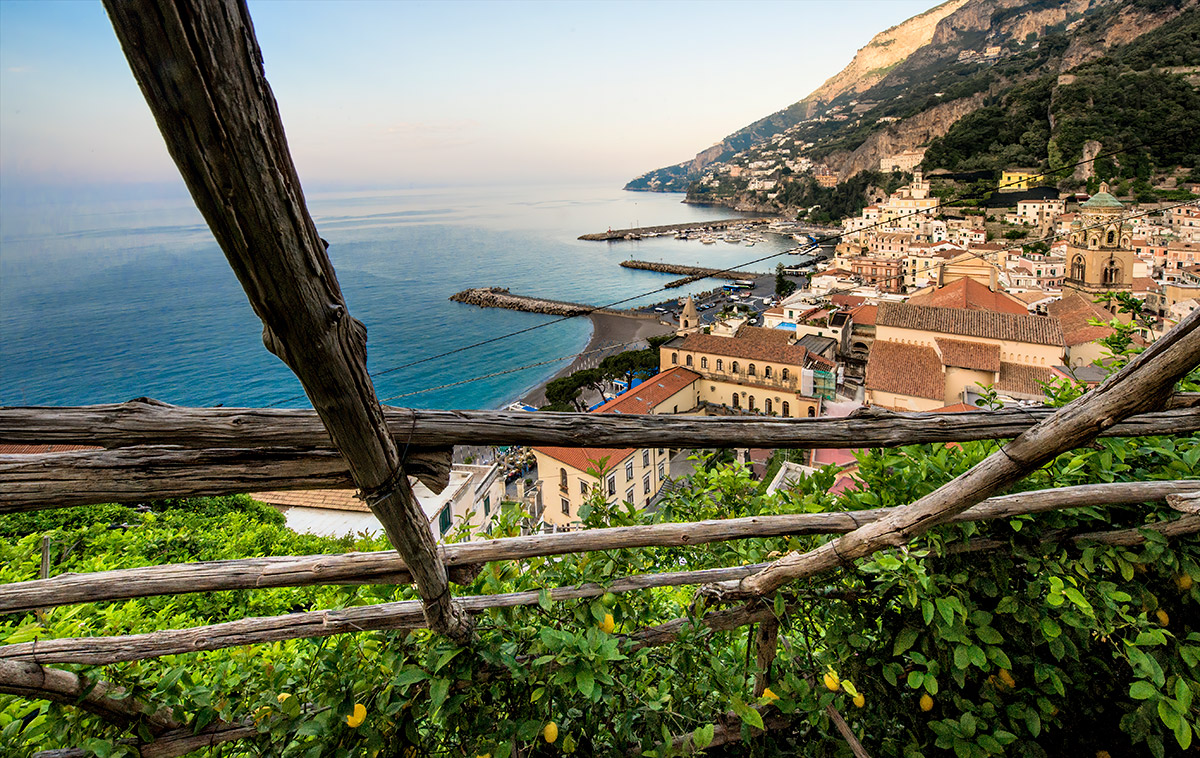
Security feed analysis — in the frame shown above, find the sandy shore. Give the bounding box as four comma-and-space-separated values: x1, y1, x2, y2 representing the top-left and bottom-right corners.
515, 312, 675, 408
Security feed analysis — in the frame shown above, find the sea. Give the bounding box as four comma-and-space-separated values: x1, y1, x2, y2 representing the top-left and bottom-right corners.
0, 183, 798, 410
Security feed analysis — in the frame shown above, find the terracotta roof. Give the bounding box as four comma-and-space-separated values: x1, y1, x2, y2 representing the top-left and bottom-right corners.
534, 446, 635, 474
877, 302, 1064, 346
905, 278, 1027, 315
0, 444, 102, 454
592, 367, 700, 415
830, 295, 867, 308
997, 362, 1058, 398
1046, 292, 1114, 347
931, 403, 978, 413
677, 329, 809, 366
849, 304, 877, 325
764, 306, 785, 317
935, 338, 1001, 372
865, 341, 945, 401
1007, 289, 1052, 306
253, 490, 367, 512
1132, 277, 1159, 293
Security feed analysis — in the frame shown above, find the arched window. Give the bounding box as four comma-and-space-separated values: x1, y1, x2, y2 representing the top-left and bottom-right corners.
748, 395, 756, 411
1070, 255, 1086, 282
731, 394, 740, 408
764, 398, 772, 414
732, 361, 740, 374
748, 364, 756, 376
1103, 260, 1122, 286
782, 401, 790, 417
781, 368, 790, 381
1106, 229, 1115, 245
671, 352, 678, 364
560, 468, 568, 493
764, 366, 772, 378
716, 359, 723, 371
807, 406, 816, 417
701, 357, 708, 369
686, 355, 693, 367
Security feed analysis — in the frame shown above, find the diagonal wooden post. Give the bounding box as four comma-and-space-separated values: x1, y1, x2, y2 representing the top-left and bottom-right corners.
101, 0, 471, 641
718, 306, 1200, 599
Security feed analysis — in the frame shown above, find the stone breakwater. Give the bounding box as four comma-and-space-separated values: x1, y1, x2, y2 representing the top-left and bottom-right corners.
578, 218, 779, 241
620, 260, 763, 285
449, 287, 659, 319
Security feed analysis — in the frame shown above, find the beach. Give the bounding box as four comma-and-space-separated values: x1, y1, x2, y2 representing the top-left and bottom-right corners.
515, 312, 675, 408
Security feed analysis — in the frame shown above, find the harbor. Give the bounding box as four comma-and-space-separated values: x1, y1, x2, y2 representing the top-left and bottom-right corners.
619, 260, 764, 286
449, 287, 661, 319
578, 217, 780, 241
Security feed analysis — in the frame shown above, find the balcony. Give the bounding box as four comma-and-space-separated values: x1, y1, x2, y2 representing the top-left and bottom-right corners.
698, 368, 802, 393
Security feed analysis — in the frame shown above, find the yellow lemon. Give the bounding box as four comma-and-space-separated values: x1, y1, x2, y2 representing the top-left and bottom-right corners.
823, 671, 841, 692
1096, 752, 1111, 758
998, 669, 1016, 688
852, 693, 865, 708
919, 693, 934, 712
346, 703, 366, 728
543, 721, 559, 744
478, 754, 491, 758
762, 687, 779, 701
1156, 609, 1170, 626
1176, 574, 1194, 591
277, 692, 291, 704
599, 613, 616, 634
254, 706, 271, 723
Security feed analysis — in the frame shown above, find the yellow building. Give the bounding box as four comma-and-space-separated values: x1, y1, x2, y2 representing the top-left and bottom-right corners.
660, 325, 832, 416
865, 302, 1063, 410
999, 168, 1040, 192
531, 367, 698, 528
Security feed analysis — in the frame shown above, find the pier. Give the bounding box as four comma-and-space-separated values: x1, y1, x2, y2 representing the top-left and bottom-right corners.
579, 217, 780, 241
449, 287, 660, 319
620, 260, 764, 288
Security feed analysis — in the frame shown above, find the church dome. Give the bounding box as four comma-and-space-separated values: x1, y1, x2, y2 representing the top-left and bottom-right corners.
1080, 182, 1124, 210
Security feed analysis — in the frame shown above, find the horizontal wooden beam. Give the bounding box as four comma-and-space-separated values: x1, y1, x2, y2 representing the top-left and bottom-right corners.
3, 510, 1196, 666
0, 445, 452, 513
2, 396, 1197, 451
0, 660, 180, 733
3, 480, 1195, 614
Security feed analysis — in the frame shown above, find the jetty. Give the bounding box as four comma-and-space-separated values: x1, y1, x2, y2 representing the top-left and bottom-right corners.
620, 260, 764, 288
579, 218, 780, 241
450, 287, 659, 319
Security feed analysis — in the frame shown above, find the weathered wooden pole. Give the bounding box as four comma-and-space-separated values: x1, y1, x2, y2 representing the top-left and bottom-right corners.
101, 0, 470, 641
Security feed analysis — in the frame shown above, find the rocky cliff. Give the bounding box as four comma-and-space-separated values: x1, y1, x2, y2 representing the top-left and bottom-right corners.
628, 0, 1197, 216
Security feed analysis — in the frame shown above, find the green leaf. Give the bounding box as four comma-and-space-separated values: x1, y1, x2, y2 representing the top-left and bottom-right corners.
954, 645, 970, 670
1130, 680, 1157, 700
1175, 717, 1193, 750
922, 599, 936, 625
975, 626, 1003, 645
433, 648, 461, 673
1040, 618, 1061, 640
1025, 710, 1041, 737
894, 628, 919, 656
693, 723, 715, 749
907, 671, 925, 689
967, 645, 987, 669
429, 678, 450, 713
538, 588, 552, 611
740, 707, 765, 731
1175, 677, 1192, 711
394, 667, 429, 688
576, 669, 595, 699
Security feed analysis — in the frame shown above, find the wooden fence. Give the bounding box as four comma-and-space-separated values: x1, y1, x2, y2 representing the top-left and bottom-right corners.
1, 1, 1198, 756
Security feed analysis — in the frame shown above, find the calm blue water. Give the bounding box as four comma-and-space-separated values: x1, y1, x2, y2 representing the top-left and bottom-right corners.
0, 183, 794, 410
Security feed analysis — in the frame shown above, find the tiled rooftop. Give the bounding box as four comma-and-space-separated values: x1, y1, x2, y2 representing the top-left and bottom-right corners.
878, 302, 1064, 346
865, 341, 945, 401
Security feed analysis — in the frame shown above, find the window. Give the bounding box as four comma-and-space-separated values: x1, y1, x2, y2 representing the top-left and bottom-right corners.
732, 361, 740, 373
686, 355, 693, 367
607, 474, 616, 496
658, 462, 665, 480
580, 480, 587, 495
671, 352, 678, 364
748, 363, 756, 376
559, 467, 568, 493
625, 460, 634, 481
781, 368, 789, 381
438, 506, 451, 535
765, 398, 772, 414
749, 395, 756, 411
561, 498, 570, 516
701, 357, 708, 369
782, 401, 790, 417
716, 359, 723, 371
732, 394, 740, 408
483, 495, 491, 516
764, 366, 772, 378
808, 406, 816, 417
643, 472, 652, 495
1106, 229, 1115, 245
625, 486, 635, 504
658, 448, 665, 457
642, 449, 650, 467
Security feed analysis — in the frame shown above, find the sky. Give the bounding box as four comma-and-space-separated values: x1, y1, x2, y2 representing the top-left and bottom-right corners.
0, 0, 935, 191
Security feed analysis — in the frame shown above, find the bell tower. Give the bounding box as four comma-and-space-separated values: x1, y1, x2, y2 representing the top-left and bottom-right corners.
677, 296, 700, 336
1062, 183, 1132, 314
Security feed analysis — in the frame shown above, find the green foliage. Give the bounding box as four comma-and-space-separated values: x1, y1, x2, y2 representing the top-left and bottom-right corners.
775, 264, 797, 298
4, 377, 1199, 756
